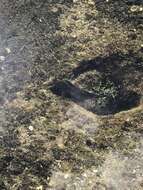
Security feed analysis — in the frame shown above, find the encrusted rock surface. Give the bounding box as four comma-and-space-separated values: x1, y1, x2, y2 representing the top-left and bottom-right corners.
0, 0, 143, 189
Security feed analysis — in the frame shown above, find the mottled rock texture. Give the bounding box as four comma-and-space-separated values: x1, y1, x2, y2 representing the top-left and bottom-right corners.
0, 0, 143, 190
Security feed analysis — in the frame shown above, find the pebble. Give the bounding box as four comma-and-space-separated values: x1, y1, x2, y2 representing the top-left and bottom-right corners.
126, 118, 130, 122
130, 5, 138, 12
36, 186, 43, 190
51, 7, 58, 13
73, 0, 78, 3
5, 47, 11, 53
64, 173, 70, 179
28, 125, 34, 131
0, 56, 5, 62
130, 5, 143, 12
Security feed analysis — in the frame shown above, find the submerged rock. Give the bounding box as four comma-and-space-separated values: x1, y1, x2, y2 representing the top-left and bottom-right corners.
0, 0, 143, 189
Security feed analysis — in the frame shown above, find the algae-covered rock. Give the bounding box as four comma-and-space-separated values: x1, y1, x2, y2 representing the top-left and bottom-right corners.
0, 0, 143, 189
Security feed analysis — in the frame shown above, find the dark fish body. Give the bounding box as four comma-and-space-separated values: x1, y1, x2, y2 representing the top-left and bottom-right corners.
50, 80, 117, 115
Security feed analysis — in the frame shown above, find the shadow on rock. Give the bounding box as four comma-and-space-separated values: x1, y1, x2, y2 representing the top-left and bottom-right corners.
50, 51, 142, 115
50, 80, 141, 115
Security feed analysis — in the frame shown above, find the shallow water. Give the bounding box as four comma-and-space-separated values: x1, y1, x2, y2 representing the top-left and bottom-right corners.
0, 1, 143, 189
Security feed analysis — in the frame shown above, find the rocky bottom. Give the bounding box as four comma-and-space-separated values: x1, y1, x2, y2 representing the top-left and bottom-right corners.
0, 0, 143, 189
